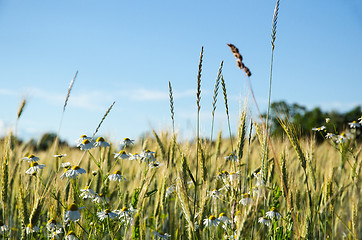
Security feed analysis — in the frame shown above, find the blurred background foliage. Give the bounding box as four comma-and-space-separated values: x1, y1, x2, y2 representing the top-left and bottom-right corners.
263, 101, 361, 141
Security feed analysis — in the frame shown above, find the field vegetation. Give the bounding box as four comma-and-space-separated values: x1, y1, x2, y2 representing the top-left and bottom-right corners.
0, 1, 361, 239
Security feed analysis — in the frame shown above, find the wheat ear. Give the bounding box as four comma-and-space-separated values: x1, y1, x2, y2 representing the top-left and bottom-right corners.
92, 101, 116, 138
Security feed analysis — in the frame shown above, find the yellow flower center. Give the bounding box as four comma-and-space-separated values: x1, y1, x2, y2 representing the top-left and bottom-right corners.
114, 170, 122, 175
28, 154, 35, 158
67, 231, 76, 236
208, 215, 216, 220
80, 135, 87, 138
99, 193, 104, 197
84, 186, 89, 189
72, 165, 80, 170
145, 149, 151, 153
218, 212, 225, 218
270, 207, 276, 212
124, 138, 130, 141
105, 209, 111, 214
96, 137, 104, 142
222, 170, 229, 175
30, 162, 39, 167
243, 193, 251, 198
68, 203, 78, 211
118, 150, 125, 154
82, 139, 90, 144
121, 207, 128, 212
27, 223, 33, 228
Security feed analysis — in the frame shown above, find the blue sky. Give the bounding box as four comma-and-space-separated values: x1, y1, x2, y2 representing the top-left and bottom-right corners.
0, 0, 361, 144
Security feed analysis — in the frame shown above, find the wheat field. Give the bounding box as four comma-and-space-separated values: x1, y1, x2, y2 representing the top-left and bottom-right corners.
1, 1, 361, 239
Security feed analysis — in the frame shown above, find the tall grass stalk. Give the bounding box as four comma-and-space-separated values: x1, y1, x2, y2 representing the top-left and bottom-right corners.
51, 71, 78, 162
221, 75, 234, 151
262, 0, 280, 182
209, 61, 223, 173
92, 101, 116, 138
194, 46, 203, 221
15, 98, 27, 138
227, 43, 299, 236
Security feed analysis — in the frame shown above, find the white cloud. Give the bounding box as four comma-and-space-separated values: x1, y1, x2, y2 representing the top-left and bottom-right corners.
117, 88, 196, 101
0, 88, 17, 96
19, 87, 114, 112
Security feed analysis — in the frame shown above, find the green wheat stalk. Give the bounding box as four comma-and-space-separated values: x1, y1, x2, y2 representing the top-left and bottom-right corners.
262, 0, 280, 182
209, 61, 223, 171
194, 46, 203, 220
221, 75, 234, 151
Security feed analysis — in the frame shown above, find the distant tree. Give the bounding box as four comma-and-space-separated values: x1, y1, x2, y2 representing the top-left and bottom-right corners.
265, 101, 361, 142
37, 132, 68, 151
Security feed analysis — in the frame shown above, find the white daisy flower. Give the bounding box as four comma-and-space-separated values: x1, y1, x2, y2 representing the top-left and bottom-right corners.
78, 139, 94, 150
114, 150, 129, 160
64, 203, 83, 223
265, 207, 281, 220
254, 172, 266, 187
325, 133, 335, 139
46, 219, 62, 232
93, 193, 109, 204
116, 206, 136, 225
50, 229, 63, 240
75, 134, 92, 146
120, 137, 134, 149
229, 172, 241, 184
336, 133, 348, 144
224, 152, 239, 162
218, 212, 231, 227
149, 161, 162, 168
108, 170, 126, 182
312, 126, 326, 131
128, 153, 140, 161
233, 210, 241, 223
203, 215, 220, 229
65, 231, 79, 240
140, 149, 157, 163
153, 231, 171, 239
325, 118, 331, 123
61, 162, 72, 168
26, 223, 40, 234
239, 193, 253, 206
217, 170, 229, 180
60, 165, 86, 179
97, 209, 119, 220
94, 137, 110, 148
80, 186, 96, 199
54, 154, 67, 158
22, 154, 40, 163
258, 216, 271, 227
349, 121, 361, 128
208, 189, 222, 199
25, 162, 46, 175
165, 185, 176, 197
0, 220, 9, 234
